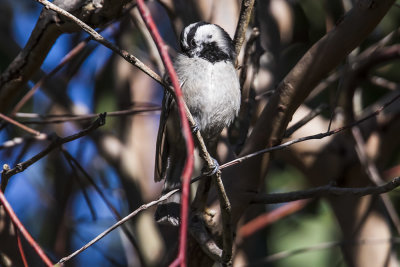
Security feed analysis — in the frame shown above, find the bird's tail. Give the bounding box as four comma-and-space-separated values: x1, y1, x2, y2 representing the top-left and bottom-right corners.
154, 156, 185, 227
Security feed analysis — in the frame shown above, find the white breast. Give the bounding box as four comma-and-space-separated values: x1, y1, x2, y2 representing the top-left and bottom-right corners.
174, 54, 241, 140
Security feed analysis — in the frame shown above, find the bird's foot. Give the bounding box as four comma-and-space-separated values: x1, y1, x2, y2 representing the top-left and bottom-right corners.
202, 158, 220, 176
191, 123, 199, 134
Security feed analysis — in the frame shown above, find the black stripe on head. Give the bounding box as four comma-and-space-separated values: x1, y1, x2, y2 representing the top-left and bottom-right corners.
180, 21, 208, 52
212, 24, 235, 61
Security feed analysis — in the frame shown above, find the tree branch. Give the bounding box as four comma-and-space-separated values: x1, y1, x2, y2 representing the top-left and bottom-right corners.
0, 0, 131, 112
223, 0, 397, 230
34, 0, 163, 86
251, 176, 400, 204
233, 0, 256, 58
58, 188, 180, 264
1, 113, 106, 189
0, 187, 53, 267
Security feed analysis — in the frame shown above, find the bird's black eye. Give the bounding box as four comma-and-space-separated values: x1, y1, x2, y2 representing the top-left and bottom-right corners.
190, 39, 196, 47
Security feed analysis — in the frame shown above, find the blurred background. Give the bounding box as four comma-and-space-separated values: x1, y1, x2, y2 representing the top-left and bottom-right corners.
1, 0, 400, 266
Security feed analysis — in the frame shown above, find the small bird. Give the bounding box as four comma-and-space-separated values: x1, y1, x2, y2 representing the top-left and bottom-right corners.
154, 21, 241, 226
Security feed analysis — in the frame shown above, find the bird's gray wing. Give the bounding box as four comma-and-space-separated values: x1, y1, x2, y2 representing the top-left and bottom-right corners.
154, 89, 174, 182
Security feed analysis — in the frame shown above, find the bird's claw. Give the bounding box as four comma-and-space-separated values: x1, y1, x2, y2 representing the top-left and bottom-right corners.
191, 124, 199, 134
202, 158, 220, 176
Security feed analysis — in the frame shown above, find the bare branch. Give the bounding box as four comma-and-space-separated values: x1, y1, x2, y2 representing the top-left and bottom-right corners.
34, 0, 163, 85
238, 200, 309, 238
221, 91, 400, 170
57, 174, 400, 264
284, 103, 328, 138
233, 0, 256, 58
248, 238, 400, 266
61, 149, 146, 266
352, 126, 400, 235
0, 185, 53, 266
251, 177, 400, 204
1, 113, 106, 185
10, 38, 91, 116
58, 188, 180, 264
16, 106, 160, 124
0, 113, 42, 136
0, 0, 131, 112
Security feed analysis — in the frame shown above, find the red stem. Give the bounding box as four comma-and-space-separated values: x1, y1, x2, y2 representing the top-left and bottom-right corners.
136, 1, 194, 267
16, 229, 29, 267
0, 113, 41, 136
0, 190, 53, 267
238, 200, 309, 238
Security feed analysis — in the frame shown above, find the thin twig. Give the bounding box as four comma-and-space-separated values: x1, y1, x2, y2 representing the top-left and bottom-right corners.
16, 106, 160, 124
284, 103, 328, 138
1, 113, 106, 183
58, 176, 400, 264
58, 188, 179, 264
251, 176, 400, 204
369, 75, 398, 91
16, 229, 29, 267
238, 200, 310, 238
0, 189, 53, 267
35, 0, 163, 85
61, 149, 146, 266
0, 113, 42, 136
233, 0, 256, 59
10, 39, 91, 116
239, 27, 260, 89
221, 91, 400, 170
245, 237, 400, 266
213, 171, 233, 265
1, 164, 10, 192
63, 150, 97, 220
11, 3, 144, 116
130, 7, 165, 74
352, 126, 400, 235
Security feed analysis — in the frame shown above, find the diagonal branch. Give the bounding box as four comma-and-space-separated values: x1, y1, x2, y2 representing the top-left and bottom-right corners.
0, 187, 53, 267
58, 188, 180, 264
352, 126, 400, 235
0, 113, 42, 136
34, 0, 163, 85
1, 113, 106, 190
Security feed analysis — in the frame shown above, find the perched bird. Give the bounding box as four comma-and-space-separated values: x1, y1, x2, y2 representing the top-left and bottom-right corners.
154, 21, 241, 226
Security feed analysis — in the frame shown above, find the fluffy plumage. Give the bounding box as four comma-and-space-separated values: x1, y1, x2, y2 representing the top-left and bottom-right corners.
154, 22, 241, 226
